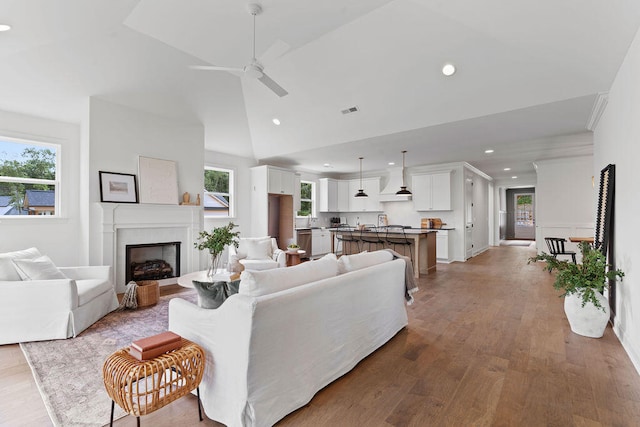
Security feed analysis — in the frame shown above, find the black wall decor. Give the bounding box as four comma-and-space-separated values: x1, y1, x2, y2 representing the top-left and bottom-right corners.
594, 164, 616, 320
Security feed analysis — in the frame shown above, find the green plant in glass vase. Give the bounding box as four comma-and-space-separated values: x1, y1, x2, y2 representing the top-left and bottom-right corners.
194, 222, 240, 278
528, 241, 624, 311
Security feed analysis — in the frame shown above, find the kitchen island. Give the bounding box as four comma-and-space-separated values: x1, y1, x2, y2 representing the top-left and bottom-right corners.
330, 227, 437, 278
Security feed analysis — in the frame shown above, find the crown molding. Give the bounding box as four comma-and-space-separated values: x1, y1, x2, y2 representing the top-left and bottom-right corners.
586, 92, 609, 131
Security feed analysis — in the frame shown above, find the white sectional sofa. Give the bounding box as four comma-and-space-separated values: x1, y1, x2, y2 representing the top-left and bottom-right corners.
0, 247, 119, 345
169, 250, 408, 427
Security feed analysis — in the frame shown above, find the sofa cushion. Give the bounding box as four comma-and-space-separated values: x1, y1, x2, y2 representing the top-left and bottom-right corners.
0, 247, 42, 281
245, 238, 273, 260
337, 250, 394, 274
239, 259, 279, 271
76, 279, 113, 306
11, 255, 68, 280
239, 253, 338, 297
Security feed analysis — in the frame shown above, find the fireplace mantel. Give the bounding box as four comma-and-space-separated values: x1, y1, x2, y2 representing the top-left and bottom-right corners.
99, 203, 202, 292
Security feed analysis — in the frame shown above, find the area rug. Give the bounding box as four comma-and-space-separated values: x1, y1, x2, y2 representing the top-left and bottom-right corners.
20, 290, 197, 427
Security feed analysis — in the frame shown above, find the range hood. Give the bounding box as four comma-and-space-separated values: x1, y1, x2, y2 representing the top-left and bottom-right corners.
379, 167, 412, 202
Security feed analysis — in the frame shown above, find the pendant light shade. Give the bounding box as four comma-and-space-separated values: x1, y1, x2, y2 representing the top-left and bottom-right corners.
396, 150, 412, 195
354, 157, 368, 198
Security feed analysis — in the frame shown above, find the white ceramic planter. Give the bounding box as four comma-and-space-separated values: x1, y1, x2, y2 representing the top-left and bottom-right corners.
564, 291, 610, 338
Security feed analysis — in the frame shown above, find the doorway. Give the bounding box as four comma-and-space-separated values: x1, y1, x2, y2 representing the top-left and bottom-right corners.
514, 193, 535, 239
505, 187, 535, 240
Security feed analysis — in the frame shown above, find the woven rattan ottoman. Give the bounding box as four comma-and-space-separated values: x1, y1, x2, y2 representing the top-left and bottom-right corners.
103, 338, 205, 426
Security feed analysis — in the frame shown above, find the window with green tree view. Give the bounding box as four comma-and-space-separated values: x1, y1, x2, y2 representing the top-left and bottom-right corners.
204, 166, 233, 217
298, 181, 314, 217
0, 138, 59, 216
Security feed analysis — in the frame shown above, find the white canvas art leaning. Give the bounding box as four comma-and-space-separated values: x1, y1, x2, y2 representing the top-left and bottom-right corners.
138, 156, 179, 205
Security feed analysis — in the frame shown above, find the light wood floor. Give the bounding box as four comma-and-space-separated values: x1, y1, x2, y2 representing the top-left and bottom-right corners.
2, 245, 640, 426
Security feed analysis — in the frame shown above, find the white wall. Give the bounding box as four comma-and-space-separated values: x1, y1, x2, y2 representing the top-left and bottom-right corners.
593, 27, 640, 374
85, 98, 205, 266
0, 109, 83, 266
534, 156, 595, 254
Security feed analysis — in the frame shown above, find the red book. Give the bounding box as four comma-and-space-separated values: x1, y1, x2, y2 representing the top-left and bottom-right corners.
129, 331, 182, 361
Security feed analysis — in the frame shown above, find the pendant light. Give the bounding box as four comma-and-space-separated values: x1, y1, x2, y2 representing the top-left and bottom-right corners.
396, 150, 412, 195
354, 157, 368, 198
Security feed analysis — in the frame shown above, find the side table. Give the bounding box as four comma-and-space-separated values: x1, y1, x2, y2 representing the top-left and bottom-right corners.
103, 338, 205, 426
286, 250, 306, 267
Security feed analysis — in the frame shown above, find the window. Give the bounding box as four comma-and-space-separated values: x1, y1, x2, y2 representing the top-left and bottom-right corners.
0, 137, 60, 216
298, 181, 314, 217
203, 166, 234, 217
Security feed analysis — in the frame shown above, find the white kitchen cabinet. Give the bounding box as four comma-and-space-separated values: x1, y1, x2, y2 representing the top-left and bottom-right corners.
318, 178, 338, 212
311, 228, 331, 257
348, 177, 381, 212
251, 165, 296, 242
293, 173, 301, 211
319, 178, 363, 212
337, 180, 350, 211
267, 167, 295, 195
436, 230, 452, 262
412, 172, 452, 211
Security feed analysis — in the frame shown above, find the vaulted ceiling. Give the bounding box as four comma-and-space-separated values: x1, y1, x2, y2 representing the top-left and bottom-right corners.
1, 0, 639, 180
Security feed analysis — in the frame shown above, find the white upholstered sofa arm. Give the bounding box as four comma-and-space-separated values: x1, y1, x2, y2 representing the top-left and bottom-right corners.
0, 279, 78, 311
273, 249, 286, 268
59, 265, 111, 281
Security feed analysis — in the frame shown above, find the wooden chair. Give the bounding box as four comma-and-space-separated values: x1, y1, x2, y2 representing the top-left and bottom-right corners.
384, 225, 413, 259
360, 224, 384, 252
544, 237, 577, 264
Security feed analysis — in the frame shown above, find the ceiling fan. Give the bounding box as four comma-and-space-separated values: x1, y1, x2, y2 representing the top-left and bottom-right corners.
190, 3, 288, 97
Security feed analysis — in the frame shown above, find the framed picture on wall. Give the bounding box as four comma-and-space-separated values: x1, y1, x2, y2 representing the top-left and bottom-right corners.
99, 171, 138, 203
138, 156, 179, 205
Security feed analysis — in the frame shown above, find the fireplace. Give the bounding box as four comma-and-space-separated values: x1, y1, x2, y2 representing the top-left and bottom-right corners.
99, 203, 201, 293
125, 242, 181, 284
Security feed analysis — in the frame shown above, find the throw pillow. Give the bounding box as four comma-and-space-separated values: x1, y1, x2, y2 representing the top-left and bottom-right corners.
11, 255, 68, 280
337, 250, 393, 274
192, 279, 240, 309
236, 237, 272, 258
239, 252, 338, 297
245, 238, 273, 260
0, 247, 42, 281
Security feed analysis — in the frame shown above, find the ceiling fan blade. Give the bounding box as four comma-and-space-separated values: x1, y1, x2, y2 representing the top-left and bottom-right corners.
258, 72, 288, 97
190, 65, 244, 72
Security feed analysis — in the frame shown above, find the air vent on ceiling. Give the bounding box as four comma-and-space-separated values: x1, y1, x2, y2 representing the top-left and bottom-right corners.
341, 106, 359, 115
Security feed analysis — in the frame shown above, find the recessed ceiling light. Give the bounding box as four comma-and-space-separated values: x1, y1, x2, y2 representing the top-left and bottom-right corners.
512, 176, 518, 179
388, 162, 395, 166
484, 149, 494, 154
323, 163, 331, 168
504, 167, 511, 171
442, 63, 456, 76
272, 118, 281, 125
0, 24, 11, 32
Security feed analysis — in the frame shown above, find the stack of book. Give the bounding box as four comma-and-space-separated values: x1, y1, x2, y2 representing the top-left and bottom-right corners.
129, 331, 182, 361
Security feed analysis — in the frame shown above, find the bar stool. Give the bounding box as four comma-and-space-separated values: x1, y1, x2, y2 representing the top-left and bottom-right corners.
360, 224, 384, 252
384, 225, 413, 259
335, 224, 360, 255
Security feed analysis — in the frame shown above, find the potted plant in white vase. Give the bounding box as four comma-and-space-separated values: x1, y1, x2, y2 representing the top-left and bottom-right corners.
194, 222, 240, 279
528, 241, 624, 338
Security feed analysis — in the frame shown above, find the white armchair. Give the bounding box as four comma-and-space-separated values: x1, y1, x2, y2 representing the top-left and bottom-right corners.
228, 237, 286, 272
0, 248, 119, 345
